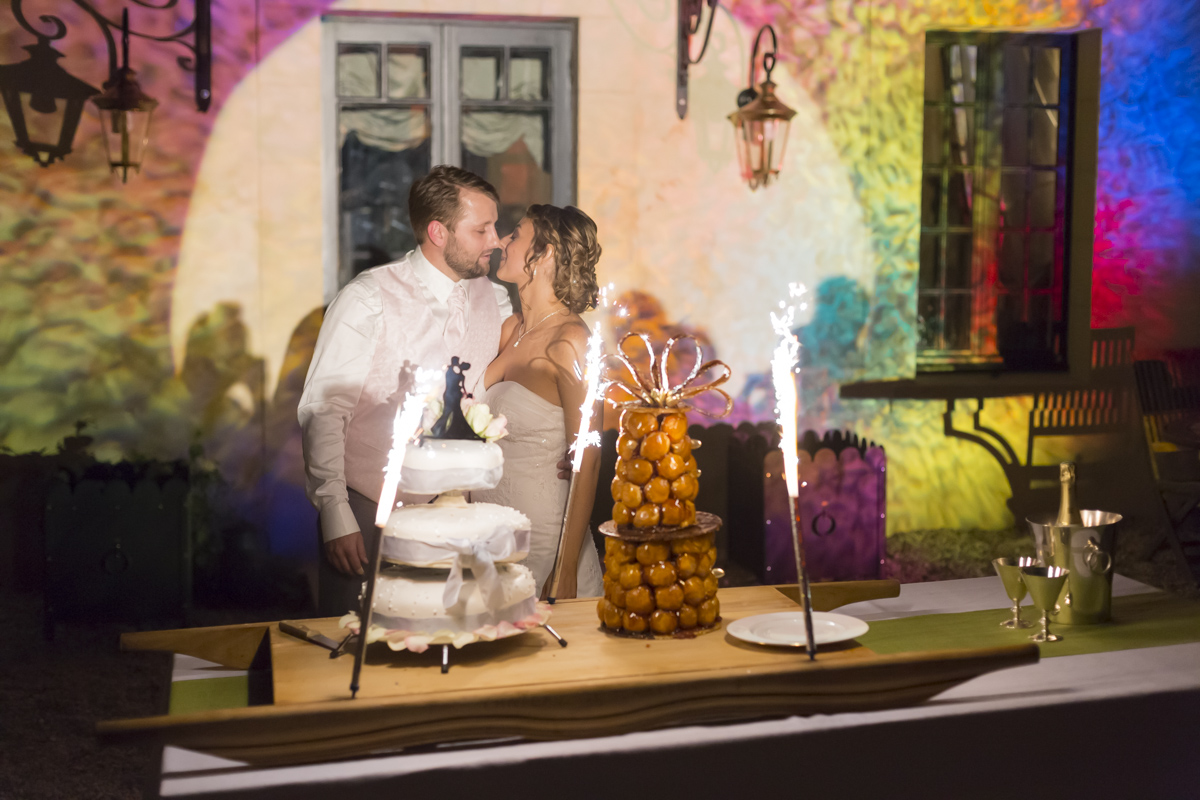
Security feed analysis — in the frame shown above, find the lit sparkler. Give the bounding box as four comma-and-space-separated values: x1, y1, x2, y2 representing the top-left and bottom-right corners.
570, 323, 607, 474
770, 282, 816, 661
375, 367, 441, 527
548, 291, 611, 603
353, 365, 442, 697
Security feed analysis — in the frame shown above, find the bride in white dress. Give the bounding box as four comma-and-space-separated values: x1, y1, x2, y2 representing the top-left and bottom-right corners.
476, 205, 605, 599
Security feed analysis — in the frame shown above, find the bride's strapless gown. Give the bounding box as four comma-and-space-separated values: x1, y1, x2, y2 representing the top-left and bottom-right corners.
474, 381, 604, 598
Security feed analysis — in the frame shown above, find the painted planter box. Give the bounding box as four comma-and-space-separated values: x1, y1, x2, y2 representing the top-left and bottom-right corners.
764, 431, 886, 583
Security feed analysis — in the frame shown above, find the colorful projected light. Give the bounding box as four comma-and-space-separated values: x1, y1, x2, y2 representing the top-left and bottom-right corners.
728, 24, 796, 190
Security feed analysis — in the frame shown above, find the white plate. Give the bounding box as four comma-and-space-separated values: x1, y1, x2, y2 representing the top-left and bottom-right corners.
726, 611, 869, 648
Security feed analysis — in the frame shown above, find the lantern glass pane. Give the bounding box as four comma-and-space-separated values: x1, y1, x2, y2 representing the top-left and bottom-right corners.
748, 121, 765, 172
99, 108, 154, 170
732, 123, 750, 180
770, 119, 792, 173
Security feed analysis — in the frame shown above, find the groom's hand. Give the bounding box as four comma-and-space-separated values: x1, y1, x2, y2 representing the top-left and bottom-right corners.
325, 531, 368, 576
557, 455, 571, 480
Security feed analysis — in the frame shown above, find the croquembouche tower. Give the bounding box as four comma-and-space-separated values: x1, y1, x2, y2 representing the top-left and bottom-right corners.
597, 334, 732, 638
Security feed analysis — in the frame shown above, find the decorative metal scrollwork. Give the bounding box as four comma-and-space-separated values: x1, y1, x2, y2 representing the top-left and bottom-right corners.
10, 0, 211, 111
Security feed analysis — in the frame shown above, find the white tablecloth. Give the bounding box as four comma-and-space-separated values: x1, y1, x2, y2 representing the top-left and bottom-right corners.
158, 575, 1200, 799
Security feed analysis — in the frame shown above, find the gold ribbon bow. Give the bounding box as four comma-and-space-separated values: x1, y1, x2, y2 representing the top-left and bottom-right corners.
604, 333, 732, 417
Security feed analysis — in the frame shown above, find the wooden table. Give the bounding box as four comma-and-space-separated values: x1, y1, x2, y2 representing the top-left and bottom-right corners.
99, 581, 1039, 766
125, 575, 1200, 800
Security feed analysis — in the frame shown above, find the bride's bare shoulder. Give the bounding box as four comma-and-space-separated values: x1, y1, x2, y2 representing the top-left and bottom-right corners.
498, 313, 522, 348
545, 317, 591, 373
555, 316, 591, 346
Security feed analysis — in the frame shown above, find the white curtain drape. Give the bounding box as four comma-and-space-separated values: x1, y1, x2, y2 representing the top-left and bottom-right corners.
340, 108, 430, 151
337, 48, 544, 165
461, 112, 544, 169
460, 56, 545, 168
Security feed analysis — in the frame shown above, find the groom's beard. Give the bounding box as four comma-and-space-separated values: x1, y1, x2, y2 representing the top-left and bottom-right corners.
444, 232, 491, 279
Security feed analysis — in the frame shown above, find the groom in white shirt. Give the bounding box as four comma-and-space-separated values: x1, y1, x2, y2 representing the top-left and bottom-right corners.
299, 165, 512, 616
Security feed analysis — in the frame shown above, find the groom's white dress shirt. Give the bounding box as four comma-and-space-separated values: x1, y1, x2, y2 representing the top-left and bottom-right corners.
299, 247, 511, 543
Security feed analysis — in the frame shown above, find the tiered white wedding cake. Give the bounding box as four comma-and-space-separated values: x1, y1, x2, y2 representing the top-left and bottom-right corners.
341, 359, 550, 653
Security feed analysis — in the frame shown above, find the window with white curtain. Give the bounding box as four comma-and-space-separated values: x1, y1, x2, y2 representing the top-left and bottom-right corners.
321, 16, 576, 299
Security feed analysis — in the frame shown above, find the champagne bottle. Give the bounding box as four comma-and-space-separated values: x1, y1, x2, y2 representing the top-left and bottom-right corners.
1054, 461, 1083, 526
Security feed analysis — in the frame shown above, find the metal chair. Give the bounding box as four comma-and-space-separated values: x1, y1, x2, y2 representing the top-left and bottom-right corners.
1008, 327, 1140, 522
1133, 355, 1200, 587
1024, 327, 1137, 467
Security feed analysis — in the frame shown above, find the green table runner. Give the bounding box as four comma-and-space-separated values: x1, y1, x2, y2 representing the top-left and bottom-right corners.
858, 591, 1200, 658
169, 676, 249, 715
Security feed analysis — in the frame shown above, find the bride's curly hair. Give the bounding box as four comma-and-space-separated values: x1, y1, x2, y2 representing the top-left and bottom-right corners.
522, 205, 601, 314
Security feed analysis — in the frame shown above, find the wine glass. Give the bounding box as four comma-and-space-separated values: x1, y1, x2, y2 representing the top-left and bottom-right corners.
992, 557, 1037, 629
1019, 565, 1070, 643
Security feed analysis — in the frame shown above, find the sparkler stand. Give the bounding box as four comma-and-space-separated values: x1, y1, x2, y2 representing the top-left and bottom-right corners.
349, 521, 387, 698
545, 389, 604, 613
787, 494, 818, 660
545, 473, 582, 607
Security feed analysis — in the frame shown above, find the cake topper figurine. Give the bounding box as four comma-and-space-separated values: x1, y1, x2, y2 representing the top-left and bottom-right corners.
428, 357, 485, 441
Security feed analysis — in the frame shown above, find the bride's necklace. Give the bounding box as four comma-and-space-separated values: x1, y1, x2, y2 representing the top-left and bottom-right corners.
513, 307, 567, 348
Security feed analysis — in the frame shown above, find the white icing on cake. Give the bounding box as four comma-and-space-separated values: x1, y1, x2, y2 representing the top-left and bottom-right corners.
398, 439, 503, 494
373, 563, 537, 623
383, 494, 531, 567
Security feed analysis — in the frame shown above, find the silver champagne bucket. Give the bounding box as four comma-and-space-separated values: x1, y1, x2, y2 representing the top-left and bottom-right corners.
1027, 510, 1122, 625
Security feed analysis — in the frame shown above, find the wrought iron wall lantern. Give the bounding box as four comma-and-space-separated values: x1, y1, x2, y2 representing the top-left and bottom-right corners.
727, 25, 796, 190
676, 5, 795, 190
92, 10, 159, 182
0, 0, 211, 178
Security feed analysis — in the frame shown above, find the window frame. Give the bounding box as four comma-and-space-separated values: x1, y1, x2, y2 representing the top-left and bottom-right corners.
320, 13, 578, 303
917, 28, 1099, 383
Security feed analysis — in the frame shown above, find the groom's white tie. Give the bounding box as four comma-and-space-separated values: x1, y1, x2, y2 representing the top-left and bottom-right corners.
444, 282, 468, 351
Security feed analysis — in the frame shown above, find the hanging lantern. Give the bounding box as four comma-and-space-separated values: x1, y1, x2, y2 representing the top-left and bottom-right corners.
0, 0, 210, 174
91, 10, 158, 182
727, 25, 796, 191
0, 38, 98, 167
